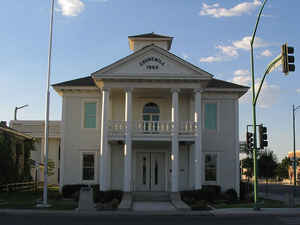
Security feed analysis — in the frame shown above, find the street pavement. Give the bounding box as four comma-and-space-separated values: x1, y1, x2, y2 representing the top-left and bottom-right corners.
259, 183, 300, 197
0, 213, 296, 225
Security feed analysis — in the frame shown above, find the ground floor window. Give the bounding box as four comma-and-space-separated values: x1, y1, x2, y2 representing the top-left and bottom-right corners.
205, 153, 217, 182
82, 153, 95, 181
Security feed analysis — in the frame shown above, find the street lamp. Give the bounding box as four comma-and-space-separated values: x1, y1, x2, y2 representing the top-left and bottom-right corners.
14, 104, 29, 120
292, 104, 300, 201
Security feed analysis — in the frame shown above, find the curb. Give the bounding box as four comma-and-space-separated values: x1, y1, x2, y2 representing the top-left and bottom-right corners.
0, 208, 212, 216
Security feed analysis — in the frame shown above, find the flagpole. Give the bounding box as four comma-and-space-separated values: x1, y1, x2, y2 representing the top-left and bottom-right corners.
42, 0, 55, 207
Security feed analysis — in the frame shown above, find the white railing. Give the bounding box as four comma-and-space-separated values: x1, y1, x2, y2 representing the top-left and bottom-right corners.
108, 120, 126, 136
133, 121, 174, 135
179, 121, 196, 135
108, 120, 196, 136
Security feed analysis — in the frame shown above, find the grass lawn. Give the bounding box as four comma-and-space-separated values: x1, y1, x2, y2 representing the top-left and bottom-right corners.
212, 198, 286, 209
0, 186, 77, 210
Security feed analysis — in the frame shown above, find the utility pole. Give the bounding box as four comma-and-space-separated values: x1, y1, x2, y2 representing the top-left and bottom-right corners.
292, 104, 300, 205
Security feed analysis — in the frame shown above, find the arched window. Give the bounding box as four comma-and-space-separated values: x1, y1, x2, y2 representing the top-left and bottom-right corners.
143, 103, 160, 132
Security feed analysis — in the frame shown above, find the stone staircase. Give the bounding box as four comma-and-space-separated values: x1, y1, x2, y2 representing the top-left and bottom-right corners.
133, 192, 170, 202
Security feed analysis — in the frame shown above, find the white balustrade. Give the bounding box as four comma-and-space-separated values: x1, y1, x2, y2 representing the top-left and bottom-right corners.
179, 121, 196, 135
108, 120, 196, 136
108, 120, 127, 136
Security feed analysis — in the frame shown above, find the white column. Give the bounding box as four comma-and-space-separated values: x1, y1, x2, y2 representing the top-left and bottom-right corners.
171, 88, 179, 192
107, 143, 111, 190
59, 96, 66, 191
124, 88, 133, 192
194, 88, 203, 190
100, 88, 110, 191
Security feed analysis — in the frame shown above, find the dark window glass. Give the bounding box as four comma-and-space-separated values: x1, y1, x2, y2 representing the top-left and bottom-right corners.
143, 103, 160, 114
82, 154, 95, 180
205, 154, 217, 181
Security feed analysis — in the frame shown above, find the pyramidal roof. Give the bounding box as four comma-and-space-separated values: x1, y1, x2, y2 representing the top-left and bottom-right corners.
128, 32, 173, 39
128, 32, 173, 51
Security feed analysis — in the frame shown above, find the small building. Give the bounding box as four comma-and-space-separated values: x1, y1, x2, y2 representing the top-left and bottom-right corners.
287, 151, 300, 184
10, 120, 61, 185
0, 121, 33, 184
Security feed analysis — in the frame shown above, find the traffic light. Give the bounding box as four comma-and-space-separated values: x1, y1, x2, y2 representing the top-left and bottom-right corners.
259, 125, 268, 149
281, 43, 295, 75
246, 132, 254, 150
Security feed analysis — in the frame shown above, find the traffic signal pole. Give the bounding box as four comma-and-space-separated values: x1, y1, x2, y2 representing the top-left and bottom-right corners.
250, 0, 268, 210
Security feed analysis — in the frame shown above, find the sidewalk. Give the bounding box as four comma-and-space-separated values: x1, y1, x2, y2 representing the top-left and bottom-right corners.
211, 208, 300, 216
0, 207, 300, 216
0, 208, 211, 216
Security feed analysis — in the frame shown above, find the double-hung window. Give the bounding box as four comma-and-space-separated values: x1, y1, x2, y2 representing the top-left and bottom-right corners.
82, 153, 95, 181
205, 153, 218, 182
204, 103, 217, 130
84, 102, 97, 128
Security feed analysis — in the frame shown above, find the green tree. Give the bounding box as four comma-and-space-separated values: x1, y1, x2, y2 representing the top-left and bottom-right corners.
258, 149, 278, 184
276, 156, 292, 181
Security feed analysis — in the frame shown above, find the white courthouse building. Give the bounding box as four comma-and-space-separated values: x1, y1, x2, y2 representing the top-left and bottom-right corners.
49, 33, 247, 194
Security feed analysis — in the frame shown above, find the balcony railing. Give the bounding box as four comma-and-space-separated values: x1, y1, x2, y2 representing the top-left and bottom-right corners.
108, 120, 196, 137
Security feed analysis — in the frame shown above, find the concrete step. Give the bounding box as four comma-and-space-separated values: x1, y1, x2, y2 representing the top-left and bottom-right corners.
133, 192, 170, 202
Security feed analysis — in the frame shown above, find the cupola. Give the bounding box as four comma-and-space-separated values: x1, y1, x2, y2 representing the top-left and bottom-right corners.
128, 32, 173, 52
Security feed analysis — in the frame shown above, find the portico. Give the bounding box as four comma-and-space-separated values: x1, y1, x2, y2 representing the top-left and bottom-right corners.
96, 85, 204, 193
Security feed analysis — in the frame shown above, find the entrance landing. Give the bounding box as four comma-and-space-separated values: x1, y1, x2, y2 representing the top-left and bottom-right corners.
132, 192, 176, 211
133, 201, 176, 211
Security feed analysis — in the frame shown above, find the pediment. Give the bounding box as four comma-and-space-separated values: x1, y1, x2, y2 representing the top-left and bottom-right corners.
92, 45, 212, 79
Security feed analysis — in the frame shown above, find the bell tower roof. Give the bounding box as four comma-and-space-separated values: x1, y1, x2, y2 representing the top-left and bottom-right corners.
128, 32, 173, 52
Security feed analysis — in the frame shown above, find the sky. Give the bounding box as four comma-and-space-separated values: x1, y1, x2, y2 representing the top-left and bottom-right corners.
0, 0, 299, 160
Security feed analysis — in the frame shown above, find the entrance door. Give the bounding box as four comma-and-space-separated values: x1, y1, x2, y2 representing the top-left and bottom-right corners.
136, 152, 165, 191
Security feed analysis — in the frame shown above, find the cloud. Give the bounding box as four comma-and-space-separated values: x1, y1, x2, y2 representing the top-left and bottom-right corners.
234, 69, 250, 76
57, 0, 85, 16
232, 74, 280, 108
296, 89, 300, 93
199, 0, 261, 18
182, 53, 190, 60
232, 75, 251, 86
233, 36, 269, 50
200, 36, 269, 63
200, 56, 223, 63
255, 81, 280, 108
261, 49, 272, 57
216, 45, 238, 57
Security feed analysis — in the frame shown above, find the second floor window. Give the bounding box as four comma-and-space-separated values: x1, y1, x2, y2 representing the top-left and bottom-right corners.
84, 102, 96, 128
205, 103, 217, 130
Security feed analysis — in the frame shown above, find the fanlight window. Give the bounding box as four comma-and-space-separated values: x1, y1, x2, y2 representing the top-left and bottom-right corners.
143, 103, 160, 114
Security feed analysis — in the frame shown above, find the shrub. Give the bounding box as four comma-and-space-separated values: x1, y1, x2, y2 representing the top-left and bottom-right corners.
224, 188, 238, 202
93, 189, 123, 203
180, 185, 221, 203
240, 182, 253, 201
62, 184, 88, 199
202, 185, 221, 196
